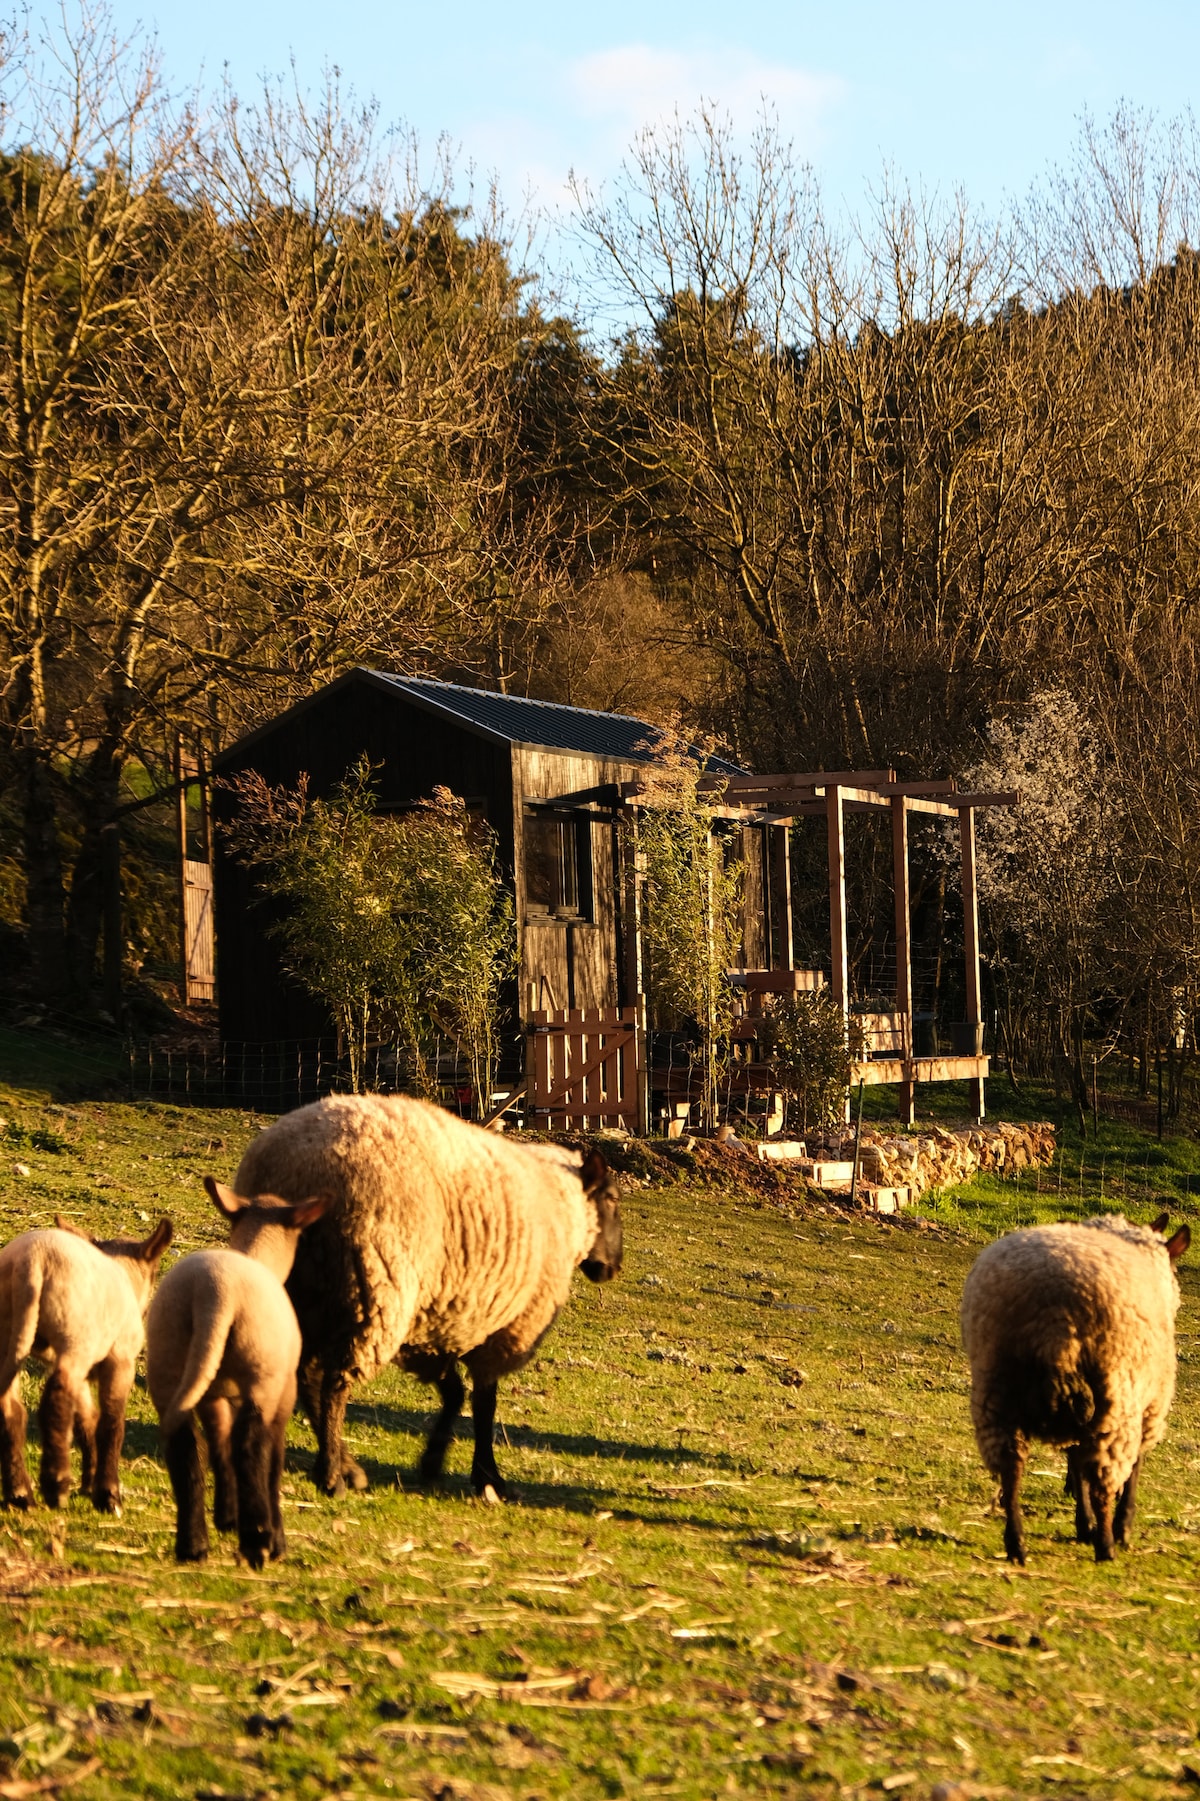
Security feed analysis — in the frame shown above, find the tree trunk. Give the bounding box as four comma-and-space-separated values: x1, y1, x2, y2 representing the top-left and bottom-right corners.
64, 752, 124, 1005
19, 751, 67, 1000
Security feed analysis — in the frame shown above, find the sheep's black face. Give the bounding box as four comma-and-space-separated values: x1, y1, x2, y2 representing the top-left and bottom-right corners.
580, 1150, 623, 1282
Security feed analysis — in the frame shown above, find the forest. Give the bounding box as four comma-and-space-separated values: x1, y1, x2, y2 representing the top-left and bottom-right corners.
2, 11, 1200, 1109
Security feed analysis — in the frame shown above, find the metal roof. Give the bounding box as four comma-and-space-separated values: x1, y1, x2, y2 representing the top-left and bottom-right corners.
372, 673, 746, 773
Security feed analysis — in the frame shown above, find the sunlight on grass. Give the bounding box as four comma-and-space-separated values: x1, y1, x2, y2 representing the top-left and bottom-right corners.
0, 1045, 1198, 1797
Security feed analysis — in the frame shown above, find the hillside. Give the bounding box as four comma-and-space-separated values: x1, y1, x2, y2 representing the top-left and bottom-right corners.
0, 1048, 1197, 1799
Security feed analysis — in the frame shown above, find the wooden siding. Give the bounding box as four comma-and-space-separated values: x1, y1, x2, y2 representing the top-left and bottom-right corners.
513, 744, 640, 1018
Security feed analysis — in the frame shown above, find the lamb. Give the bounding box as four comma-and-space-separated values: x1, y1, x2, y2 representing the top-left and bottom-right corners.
145, 1175, 331, 1567
0, 1215, 173, 1513
232, 1093, 623, 1501
960, 1211, 1189, 1563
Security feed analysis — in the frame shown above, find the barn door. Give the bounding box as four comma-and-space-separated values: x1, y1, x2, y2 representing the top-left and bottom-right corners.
176, 737, 216, 1005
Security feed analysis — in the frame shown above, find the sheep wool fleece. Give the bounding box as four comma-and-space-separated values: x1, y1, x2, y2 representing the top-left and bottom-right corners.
234, 1094, 603, 1383
961, 1215, 1182, 1486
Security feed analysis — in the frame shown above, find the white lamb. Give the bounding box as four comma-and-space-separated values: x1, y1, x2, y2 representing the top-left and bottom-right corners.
0, 1217, 173, 1512
145, 1176, 330, 1566
961, 1211, 1189, 1562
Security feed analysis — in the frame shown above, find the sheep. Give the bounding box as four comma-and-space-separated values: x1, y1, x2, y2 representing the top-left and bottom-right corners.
232, 1094, 623, 1501
145, 1175, 331, 1567
0, 1216, 173, 1513
960, 1211, 1189, 1563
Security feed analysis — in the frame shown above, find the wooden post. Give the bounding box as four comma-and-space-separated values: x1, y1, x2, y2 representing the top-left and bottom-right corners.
826, 784, 850, 1123
769, 823, 793, 970
634, 991, 649, 1136
174, 735, 189, 993
960, 806, 985, 1121
892, 795, 914, 1125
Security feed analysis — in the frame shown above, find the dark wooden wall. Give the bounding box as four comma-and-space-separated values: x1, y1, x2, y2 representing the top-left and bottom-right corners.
213, 674, 516, 1041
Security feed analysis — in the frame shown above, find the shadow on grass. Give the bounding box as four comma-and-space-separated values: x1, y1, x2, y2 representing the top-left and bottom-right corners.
341, 1397, 744, 1473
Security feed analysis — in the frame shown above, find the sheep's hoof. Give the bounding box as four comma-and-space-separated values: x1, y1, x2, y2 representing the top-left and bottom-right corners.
344, 1460, 369, 1492
92, 1490, 121, 1516
175, 1543, 208, 1564
6, 1493, 34, 1512
1093, 1541, 1116, 1563
480, 1484, 502, 1507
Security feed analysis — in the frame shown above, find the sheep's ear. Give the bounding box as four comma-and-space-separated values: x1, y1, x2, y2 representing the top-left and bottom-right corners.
54, 1214, 91, 1240
579, 1149, 609, 1193
204, 1176, 248, 1218
1166, 1225, 1191, 1262
141, 1217, 173, 1261
1150, 1211, 1171, 1235
281, 1193, 334, 1230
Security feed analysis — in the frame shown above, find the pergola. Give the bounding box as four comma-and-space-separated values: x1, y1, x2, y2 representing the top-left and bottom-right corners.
704, 768, 1018, 1123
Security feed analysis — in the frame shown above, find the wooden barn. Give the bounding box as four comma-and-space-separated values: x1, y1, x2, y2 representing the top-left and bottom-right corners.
211, 669, 1014, 1127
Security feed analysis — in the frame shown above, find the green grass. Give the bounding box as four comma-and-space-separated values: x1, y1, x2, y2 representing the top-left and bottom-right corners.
2, 1047, 1200, 1798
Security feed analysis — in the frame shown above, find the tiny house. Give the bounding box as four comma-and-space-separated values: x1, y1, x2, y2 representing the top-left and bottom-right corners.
211, 668, 745, 1045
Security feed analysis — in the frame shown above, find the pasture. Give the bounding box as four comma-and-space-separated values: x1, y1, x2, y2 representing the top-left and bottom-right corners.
1, 1057, 1199, 1800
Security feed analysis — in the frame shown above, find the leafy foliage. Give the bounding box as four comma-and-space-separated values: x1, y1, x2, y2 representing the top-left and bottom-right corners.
634, 724, 743, 1130
758, 991, 865, 1135
223, 759, 515, 1101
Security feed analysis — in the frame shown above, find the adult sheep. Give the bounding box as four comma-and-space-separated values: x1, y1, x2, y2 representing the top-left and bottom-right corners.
233, 1094, 623, 1500
961, 1211, 1189, 1563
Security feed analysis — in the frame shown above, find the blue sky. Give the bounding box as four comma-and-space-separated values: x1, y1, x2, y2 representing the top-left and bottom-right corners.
88, 1, 1200, 235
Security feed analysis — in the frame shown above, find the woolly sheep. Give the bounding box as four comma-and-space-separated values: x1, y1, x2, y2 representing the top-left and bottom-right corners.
0, 1216, 173, 1513
961, 1211, 1189, 1563
145, 1176, 331, 1566
233, 1094, 623, 1501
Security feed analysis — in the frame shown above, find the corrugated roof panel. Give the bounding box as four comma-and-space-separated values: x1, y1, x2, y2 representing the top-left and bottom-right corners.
373, 674, 746, 773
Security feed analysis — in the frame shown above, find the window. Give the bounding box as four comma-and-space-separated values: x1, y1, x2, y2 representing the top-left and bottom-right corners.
524, 810, 592, 918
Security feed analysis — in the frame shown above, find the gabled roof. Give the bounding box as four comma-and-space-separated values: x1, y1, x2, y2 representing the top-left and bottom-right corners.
216, 668, 746, 774
374, 674, 745, 772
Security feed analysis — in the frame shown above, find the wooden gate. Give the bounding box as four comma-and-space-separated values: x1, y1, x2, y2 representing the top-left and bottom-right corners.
528, 1003, 646, 1132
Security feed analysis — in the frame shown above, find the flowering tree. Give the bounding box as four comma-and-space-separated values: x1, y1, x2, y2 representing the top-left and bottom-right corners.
963, 691, 1120, 1119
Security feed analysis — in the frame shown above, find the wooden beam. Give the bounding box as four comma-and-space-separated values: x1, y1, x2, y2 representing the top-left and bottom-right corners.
876, 780, 958, 796
851, 1055, 990, 1087
891, 796, 914, 1125
960, 807, 985, 1120
768, 823, 794, 970
722, 768, 896, 791
951, 790, 1019, 809
826, 784, 848, 1022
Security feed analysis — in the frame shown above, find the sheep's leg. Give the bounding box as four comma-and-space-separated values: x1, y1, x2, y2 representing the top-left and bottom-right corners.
267, 1389, 293, 1562
997, 1437, 1027, 1564
198, 1397, 238, 1533
37, 1370, 78, 1509
233, 1403, 275, 1570
74, 1383, 98, 1497
1085, 1467, 1117, 1562
1113, 1456, 1142, 1548
165, 1419, 208, 1563
92, 1358, 132, 1514
311, 1369, 367, 1498
1065, 1446, 1095, 1544
0, 1390, 34, 1509
418, 1364, 465, 1485
470, 1379, 506, 1503
298, 1358, 368, 1494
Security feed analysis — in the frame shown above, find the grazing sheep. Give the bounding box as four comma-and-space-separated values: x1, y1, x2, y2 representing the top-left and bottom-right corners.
233, 1094, 623, 1501
0, 1216, 173, 1513
145, 1176, 331, 1567
961, 1211, 1189, 1563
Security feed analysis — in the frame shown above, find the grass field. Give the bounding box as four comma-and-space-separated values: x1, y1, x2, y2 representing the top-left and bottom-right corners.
1, 1047, 1200, 1800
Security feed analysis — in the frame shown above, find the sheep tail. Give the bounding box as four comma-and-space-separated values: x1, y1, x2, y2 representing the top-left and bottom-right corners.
0, 1255, 43, 1396
161, 1291, 233, 1437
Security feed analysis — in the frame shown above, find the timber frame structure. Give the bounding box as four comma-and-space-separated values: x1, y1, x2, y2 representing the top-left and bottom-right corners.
622, 767, 1018, 1124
